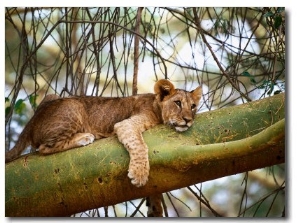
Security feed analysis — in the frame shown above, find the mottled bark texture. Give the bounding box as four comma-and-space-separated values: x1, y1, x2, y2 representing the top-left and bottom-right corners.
5, 93, 285, 217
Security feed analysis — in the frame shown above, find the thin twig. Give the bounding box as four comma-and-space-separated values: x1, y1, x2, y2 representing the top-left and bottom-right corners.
132, 7, 143, 95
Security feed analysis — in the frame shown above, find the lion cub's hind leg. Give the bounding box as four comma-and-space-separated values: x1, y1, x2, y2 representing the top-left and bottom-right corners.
38, 133, 95, 155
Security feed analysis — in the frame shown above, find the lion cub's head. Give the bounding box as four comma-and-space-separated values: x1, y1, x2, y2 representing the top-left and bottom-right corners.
154, 79, 202, 132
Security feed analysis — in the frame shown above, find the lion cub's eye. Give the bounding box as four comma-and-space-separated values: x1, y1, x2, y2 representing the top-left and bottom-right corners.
191, 104, 196, 109
174, 100, 181, 107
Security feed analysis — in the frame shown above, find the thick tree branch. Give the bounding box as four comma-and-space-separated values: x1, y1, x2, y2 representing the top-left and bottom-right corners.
5, 93, 285, 216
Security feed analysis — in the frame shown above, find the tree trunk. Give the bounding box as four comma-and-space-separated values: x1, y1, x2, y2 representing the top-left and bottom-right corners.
5, 93, 285, 216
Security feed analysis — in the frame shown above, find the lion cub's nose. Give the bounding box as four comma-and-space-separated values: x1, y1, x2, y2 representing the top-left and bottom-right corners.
183, 117, 192, 124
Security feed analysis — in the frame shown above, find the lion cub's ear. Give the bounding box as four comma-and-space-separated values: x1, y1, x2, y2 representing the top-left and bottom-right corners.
154, 79, 176, 101
190, 86, 202, 104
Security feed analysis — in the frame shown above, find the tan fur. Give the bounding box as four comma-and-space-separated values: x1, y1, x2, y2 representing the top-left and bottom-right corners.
5, 80, 202, 187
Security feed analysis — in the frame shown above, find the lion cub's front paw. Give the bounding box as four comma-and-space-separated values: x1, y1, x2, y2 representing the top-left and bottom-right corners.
76, 133, 95, 146
127, 160, 150, 187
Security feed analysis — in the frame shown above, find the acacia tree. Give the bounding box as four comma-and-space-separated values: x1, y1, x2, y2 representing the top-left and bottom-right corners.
5, 7, 285, 217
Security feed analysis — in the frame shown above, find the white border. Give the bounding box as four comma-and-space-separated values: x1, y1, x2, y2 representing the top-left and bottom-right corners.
2, 1, 296, 223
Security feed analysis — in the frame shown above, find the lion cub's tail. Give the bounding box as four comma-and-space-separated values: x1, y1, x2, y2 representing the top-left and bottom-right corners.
5, 126, 31, 163
5, 94, 59, 163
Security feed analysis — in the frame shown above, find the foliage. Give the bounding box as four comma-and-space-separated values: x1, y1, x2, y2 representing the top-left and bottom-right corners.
5, 7, 285, 217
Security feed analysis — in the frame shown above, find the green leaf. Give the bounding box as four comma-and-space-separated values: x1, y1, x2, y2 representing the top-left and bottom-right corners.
5, 106, 11, 117
263, 11, 273, 17
29, 94, 38, 109
242, 71, 256, 84
5, 97, 10, 103
257, 80, 270, 89
14, 99, 26, 115
274, 15, 283, 29
276, 7, 285, 14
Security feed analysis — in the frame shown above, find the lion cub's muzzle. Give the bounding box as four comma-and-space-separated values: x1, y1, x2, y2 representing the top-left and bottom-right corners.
170, 118, 194, 132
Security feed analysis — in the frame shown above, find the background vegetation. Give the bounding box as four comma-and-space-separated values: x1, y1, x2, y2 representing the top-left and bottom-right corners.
5, 7, 285, 217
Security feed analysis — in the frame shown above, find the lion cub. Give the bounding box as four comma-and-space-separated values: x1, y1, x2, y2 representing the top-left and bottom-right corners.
5, 79, 202, 187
